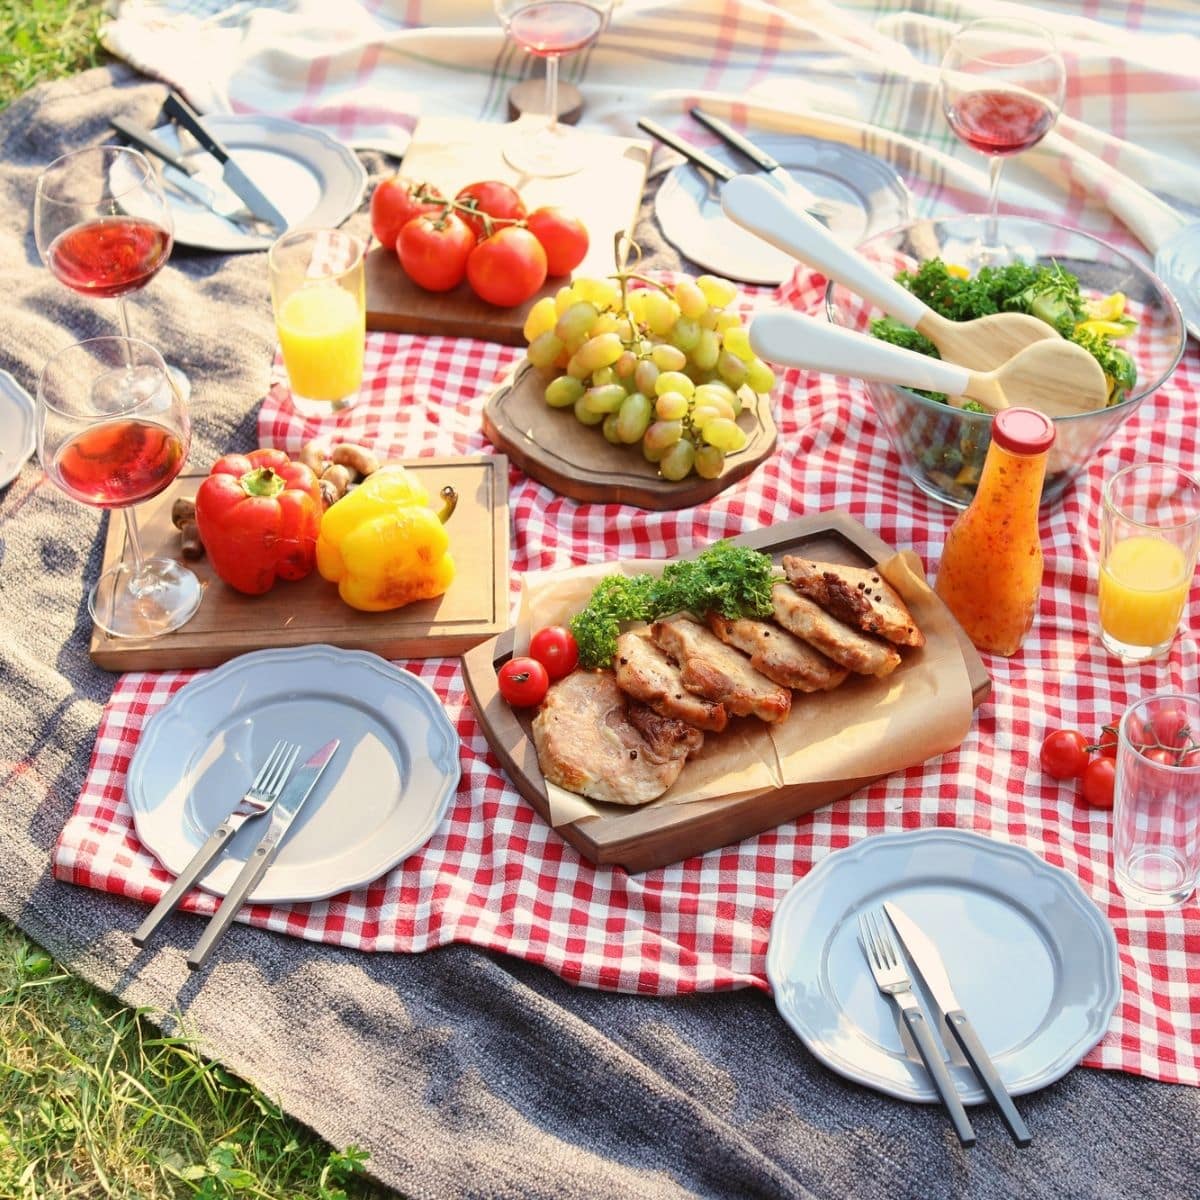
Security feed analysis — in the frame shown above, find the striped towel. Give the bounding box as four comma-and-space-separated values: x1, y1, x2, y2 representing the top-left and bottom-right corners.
102, 0, 1200, 256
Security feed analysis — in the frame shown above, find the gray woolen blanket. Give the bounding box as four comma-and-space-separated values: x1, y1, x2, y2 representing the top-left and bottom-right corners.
2, 66, 1198, 1200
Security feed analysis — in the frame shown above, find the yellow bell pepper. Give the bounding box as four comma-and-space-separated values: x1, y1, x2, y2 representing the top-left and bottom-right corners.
316, 466, 457, 612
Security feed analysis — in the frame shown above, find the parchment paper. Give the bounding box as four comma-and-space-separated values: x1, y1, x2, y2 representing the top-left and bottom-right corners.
515, 548, 976, 828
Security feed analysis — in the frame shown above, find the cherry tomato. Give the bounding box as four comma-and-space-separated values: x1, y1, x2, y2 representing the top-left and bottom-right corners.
370, 177, 445, 249
1039, 728, 1089, 780
497, 656, 550, 708
528, 625, 579, 680
1151, 704, 1192, 750
1080, 756, 1116, 809
1179, 749, 1200, 769
525, 206, 589, 276
1096, 719, 1121, 758
397, 212, 475, 292
455, 180, 526, 240
1143, 747, 1178, 767
467, 227, 548, 307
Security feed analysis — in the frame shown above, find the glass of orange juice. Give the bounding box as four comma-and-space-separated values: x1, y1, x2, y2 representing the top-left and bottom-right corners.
1098, 463, 1200, 662
268, 228, 365, 416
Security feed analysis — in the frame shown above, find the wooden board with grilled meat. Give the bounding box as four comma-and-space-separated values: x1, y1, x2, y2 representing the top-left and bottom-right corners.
462, 513, 990, 873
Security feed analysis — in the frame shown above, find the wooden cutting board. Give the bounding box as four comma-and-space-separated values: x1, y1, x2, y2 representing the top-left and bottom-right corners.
462, 513, 991, 873
90, 456, 510, 671
365, 114, 652, 345
484, 362, 778, 509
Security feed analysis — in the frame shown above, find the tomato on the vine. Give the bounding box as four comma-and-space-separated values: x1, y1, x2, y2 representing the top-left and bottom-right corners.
467, 227, 548, 307
455, 181, 526, 240
528, 625, 579, 681
497, 656, 550, 708
397, 212, 476, 292
1150, 704, 1193, 751
1096, 720, 1121, 758
1039, 729, 1089, 780
371, 177, 445, 249
1080, 756, 1116, 809
525, 206, 589, 276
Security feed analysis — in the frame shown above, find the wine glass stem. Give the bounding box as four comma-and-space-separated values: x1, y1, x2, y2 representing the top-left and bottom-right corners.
544, 53, 560, 136
115, 296, 134, 340
986, 157, 1005, 248
122, 506, 147, 582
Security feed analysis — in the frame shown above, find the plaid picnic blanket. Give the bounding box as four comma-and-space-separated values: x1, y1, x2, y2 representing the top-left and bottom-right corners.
53, 0, 1200, 1094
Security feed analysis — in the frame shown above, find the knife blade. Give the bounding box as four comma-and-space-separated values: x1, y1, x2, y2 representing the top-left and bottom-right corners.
161, 92, 289, 232
186, 738, 340, 970
111, 116, 263, 227
883, 901, 1032, 1147
687, 108, 837, 224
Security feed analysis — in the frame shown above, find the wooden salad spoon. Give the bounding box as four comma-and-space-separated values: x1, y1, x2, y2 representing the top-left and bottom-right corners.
721, 175, 1059, 372
749, 309, 1110, 418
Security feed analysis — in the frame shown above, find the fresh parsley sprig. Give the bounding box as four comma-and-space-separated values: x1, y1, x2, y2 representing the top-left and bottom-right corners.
568, 541, 776, 669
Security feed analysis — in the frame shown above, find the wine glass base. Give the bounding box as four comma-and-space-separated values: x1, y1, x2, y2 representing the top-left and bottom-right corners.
90, 556, 202, 639
167, 364, 192, 404
502, 124, 586, 179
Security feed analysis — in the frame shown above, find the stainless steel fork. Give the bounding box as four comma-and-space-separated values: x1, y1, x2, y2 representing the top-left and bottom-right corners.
858, 908, 976, 1147
132, 739, 301, 948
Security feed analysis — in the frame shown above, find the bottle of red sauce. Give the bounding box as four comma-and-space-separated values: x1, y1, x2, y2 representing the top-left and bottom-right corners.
934, 407, 1056, 656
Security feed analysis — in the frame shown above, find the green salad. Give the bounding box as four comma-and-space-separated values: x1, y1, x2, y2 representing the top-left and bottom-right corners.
871, 259, 1138, 408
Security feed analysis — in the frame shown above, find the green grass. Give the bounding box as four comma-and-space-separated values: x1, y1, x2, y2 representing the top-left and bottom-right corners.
0, 923, 391, 1198
0, 0, 108, 110
1, 5, 395, 1196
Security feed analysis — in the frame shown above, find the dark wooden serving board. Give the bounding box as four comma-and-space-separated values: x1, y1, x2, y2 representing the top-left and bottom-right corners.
365, 114, 652, 345
483, 362, 778, 509
462, 514, 991, 873
90, 456, 510, 671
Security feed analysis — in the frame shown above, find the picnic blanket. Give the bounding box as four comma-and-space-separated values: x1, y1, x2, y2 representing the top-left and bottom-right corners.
4, 3, 1200, 1198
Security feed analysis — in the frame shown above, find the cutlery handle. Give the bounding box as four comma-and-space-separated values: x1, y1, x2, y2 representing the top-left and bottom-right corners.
689, 107, 779, 171
721, 175, 928, 327
945, 1011, 1031, 1147
163, 92, 230, 163
748, 309, 971, 395
902, 1006, 976, 1148
111, 117, 195, 175
131, 819, 242, 948
637, 118, 736, 183
185, 833, 278, 970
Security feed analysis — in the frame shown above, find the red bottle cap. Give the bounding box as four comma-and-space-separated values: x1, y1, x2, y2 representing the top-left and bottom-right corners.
991, 407, 1056, 455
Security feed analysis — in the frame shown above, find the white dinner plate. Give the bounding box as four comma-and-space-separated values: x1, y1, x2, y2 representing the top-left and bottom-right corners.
655, 135, 912, 285
766, 828, 1120, 1104
1154, 220, 1200, 342
143, 114, 367, 253
0, 370, 36, 489
126, 644, 461, 903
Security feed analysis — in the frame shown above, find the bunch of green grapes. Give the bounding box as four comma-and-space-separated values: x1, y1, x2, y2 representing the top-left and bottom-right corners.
521, 272, 776, 481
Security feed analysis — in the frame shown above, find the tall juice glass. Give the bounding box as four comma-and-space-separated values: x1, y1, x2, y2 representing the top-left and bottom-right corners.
1098, 464, 1200, 662
268, 229, 365, 417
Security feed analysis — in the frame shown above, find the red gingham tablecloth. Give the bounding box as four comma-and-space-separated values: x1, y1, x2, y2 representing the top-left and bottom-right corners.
53, 260, 1200, 1088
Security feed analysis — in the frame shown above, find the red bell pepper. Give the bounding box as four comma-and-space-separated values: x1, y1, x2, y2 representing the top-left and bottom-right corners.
194, 448, 322, 595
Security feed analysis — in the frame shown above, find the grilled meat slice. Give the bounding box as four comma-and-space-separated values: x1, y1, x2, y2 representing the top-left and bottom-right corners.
626, 700, 705, 761
613, 630, 728, 732
650, 614, 792, 723
531, 670, 701, 807
771, 583, 902, 678
781, 555, 925, 648
707, 612, 849, 692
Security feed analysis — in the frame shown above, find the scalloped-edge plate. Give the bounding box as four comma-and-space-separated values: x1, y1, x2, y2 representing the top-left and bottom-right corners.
766, 828, 1120, 1103
0, 370, 36, 489
126, 644, 461, 903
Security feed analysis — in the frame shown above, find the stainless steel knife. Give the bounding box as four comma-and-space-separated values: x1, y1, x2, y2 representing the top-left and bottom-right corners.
161, 92, 289, 232
883, 901, 1032, 1147
186, 738, 340, 970
688, 107, 839, 224
111, 116, 262, 227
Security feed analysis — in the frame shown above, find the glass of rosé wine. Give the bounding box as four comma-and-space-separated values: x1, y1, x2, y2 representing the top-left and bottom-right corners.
37, 337, 201, 640
939, 18, 1066, 267
494, 0, 614, 178
34, 145, 190, 400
